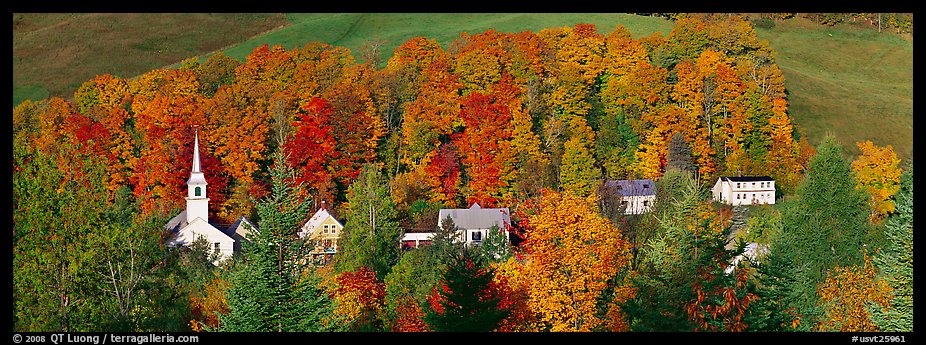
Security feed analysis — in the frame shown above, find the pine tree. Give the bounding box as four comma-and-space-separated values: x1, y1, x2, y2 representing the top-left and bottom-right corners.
869, 165, 913, 332
424, 249, 510, 332
219, 150, 331, 332
665, 132, 696, 176
334, 163, 403, 280
776, 135, 870, 324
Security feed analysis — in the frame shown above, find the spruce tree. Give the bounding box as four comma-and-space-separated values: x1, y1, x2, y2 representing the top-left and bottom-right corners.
334, 163, 403, 280
665, 132, 696, 176
869, 165, 913, 332
424, 249, 510, 332
220, 150, 331, 332
776, 135, 871, 323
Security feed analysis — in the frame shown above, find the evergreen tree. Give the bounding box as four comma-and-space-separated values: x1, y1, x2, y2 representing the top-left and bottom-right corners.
219, 150, 331, 332
334, 164, 403, 280
665, 132, 696, 176
776, 135, 871, 324
424, 249, 510, 332
869, 165, 913, 332
472, 225, 512, 264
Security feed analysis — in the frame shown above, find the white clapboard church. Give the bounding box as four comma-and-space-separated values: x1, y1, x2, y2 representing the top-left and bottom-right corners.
164, 129, 255, 263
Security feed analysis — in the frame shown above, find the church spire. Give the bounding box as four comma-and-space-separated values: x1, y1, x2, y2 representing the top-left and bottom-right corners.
192, 127, 201, 173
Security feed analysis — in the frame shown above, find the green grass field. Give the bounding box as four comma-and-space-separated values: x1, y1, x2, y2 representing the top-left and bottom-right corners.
754, 17, 913, 162
12, 13, 289, 106
13, 13, 912, 164
218, 13, 674, 65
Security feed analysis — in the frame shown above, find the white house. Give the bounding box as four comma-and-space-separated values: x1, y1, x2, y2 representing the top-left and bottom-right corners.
712, 176, 776, 206
604, 179, 656, 215
400, 203, 510, 249
725, 242, 770, 274
164, 129, 255, 264
298, 202, 343, 263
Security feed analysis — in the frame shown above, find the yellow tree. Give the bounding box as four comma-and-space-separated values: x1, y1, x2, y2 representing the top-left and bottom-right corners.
519, 191, 633, 331
851, 141, 902, 223
817, 255, 892, 332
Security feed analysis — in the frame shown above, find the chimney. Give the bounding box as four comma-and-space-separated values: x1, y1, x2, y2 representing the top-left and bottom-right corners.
321, 200, 326, 211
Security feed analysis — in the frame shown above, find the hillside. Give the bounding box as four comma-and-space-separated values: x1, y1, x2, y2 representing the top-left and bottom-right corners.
12, 13, 289, 106
753, 17, 913, 162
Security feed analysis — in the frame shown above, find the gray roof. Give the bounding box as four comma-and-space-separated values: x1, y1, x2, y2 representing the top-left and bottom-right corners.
437, 203, 510, 230
604, 179, 656, 197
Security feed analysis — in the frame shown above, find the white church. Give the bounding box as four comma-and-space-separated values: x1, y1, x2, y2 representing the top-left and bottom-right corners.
164, 129, 255, 263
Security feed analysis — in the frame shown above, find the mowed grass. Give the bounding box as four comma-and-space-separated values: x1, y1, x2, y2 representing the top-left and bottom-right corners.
13, 13, 289, 106
220, 13, 674, 65
754, 17, 913, 162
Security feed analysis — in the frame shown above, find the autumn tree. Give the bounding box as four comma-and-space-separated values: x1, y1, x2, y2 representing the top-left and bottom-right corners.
851, 141, 902, 223
283, 97, 339, 203
665, 132, 696, 176
559, 117, 600, 197
327, 266, 387, 331
518, 190, 632, 331
816, 255, 892, 332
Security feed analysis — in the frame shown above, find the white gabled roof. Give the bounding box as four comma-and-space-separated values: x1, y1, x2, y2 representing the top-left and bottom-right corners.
299, 207, 343, 238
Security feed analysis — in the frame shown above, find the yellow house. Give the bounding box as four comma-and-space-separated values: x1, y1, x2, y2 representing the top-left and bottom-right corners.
298, 202, 343, 264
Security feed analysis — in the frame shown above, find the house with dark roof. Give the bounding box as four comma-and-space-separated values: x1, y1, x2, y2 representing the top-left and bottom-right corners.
712, 176, 776, 206
603, 179, 656, 215
163, 129, 256, 264
400, 203, 510, 249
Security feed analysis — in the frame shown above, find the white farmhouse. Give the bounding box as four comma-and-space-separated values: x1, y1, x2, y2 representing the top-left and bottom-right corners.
400, 203, 510, 249
164, 129, 255, 264
604, 179, 656, 215
711, 176, 776, 206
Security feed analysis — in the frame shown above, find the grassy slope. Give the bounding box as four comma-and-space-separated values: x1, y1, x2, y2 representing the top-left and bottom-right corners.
219, 13, 674, 64
12, 13, 289, 106
754, 17, 913, 162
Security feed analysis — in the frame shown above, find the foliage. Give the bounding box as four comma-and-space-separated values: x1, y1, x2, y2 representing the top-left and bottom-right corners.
424, 250, 510, 332
775, 135, 872, 325
335, 164, 402, 280
851, 141, 902, 223
219, 150, 331, 332
327, 266, 387, 331
816, 255, 892, 331
868, 165, 913, 332
518, 191, 632, 331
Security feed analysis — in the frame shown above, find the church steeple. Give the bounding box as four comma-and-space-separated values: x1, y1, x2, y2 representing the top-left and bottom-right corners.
186, 127, 209, 224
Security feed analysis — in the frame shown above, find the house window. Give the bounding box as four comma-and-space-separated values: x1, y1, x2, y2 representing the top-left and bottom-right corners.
643, 183, 650, 189
195, 186, 202, 197
736, 183, 741, 188
472, 231, 482, 242
736, 194, 740, 200
214, 242, 220, 252
331, 227, 337, 234
323, 225, 328, 234
643, 200, 649, 207
751, 182, 755, 188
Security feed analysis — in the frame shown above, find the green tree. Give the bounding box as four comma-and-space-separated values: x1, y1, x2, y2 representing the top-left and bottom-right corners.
775, 135, 871, 324
665, 132, 696, 177
869, 165, 913, 332
219, 150, 331, 332
472, 225, 512, 264
14, 141, 109, 331
334, 163, 403, 280
424, 249, 510, 332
